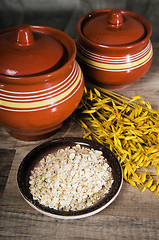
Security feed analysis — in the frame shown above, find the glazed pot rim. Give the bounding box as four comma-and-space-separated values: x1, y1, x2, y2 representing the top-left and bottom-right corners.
0, 25, 76, 83
76, 8, 152, 50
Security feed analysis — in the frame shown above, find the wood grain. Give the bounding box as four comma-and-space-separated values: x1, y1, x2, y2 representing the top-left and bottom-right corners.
0, 43, 159, 240
0, 149, 15, 198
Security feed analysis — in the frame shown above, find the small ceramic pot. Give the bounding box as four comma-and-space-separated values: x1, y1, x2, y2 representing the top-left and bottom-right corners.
0, 24, 84, 141
76, 9, 153, 89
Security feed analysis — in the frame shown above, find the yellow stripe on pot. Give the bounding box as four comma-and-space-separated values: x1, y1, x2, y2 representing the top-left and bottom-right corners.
77, 45, 152, 70
0, 68, 82, 109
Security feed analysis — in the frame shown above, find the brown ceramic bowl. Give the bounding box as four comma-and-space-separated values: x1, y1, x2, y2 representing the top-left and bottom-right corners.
76, 9, 153, 89
0, 24, 84, 140
17, 137, 123, 219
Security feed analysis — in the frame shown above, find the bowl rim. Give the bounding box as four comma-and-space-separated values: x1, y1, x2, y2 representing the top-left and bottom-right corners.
17, 137, 123, 219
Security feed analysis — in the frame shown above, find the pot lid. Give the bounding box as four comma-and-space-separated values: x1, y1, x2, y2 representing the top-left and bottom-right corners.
82, 9, 147, 46
0, 24, 64, 76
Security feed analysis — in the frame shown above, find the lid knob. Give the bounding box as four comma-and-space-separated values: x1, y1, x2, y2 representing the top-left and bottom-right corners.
15, 24, 35, 46
107, 9, 123, 27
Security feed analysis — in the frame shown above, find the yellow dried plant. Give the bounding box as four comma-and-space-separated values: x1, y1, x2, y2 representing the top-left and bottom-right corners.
75, 82, 159, 195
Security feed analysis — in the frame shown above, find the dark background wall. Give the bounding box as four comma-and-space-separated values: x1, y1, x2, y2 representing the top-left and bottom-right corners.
0, 0, 158, 41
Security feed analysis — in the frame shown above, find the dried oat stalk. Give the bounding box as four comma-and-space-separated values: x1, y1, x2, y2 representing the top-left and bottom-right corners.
75, 82, 159, 195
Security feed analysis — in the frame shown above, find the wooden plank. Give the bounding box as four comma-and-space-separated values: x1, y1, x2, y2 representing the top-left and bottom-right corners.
1, 205, 159, 240
0, 149, 16, 198
0, 43, 159, 240
1, 130, 159, 239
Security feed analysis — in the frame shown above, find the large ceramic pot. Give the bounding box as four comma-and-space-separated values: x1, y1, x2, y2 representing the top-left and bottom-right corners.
76, 9, 153, 89
0, 24, 84, 141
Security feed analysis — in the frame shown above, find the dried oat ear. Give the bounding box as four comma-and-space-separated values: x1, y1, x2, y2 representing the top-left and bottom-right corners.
75, 82, 159, 195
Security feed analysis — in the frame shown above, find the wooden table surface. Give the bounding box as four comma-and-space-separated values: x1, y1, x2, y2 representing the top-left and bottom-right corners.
0, 43, 159, 240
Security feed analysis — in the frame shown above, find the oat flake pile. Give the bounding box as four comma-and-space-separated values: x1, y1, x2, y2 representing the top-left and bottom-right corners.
29, 144, 114, 211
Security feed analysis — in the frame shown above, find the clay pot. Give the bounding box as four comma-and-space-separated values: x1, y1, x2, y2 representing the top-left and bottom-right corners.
76, 9, 153, 89
0, 24, 84, 141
